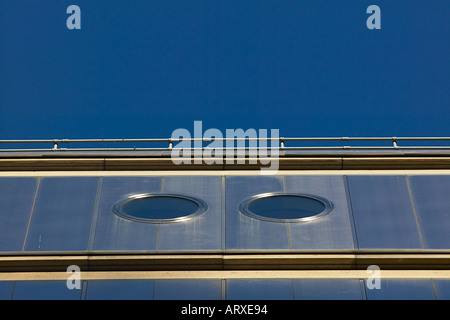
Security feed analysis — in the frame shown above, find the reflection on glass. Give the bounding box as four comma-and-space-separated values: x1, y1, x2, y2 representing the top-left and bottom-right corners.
12, 281, 82, 300
226, 279, 294, 300
154, 279, 222, 300
113, 194, 207, 223
433, 280, 450, 300
240, 193, 332, 222
294, 279, 363, 300
85, 280, 154, 300
0, 282, 14, 300
364, 279, 436, 300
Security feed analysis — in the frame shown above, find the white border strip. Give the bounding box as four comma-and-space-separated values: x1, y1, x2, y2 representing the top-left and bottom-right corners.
2, 270, 450, 281
1, 170, 450, 177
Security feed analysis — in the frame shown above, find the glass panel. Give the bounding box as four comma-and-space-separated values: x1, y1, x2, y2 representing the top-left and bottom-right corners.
433, 280, 450, 300
294, 279, 363, 300
226, 279, 294, 300
12, 281, 82, 300
158, 176, 222, 251
285, 176, 355, 250
24, 177, 100, 252
225, 176, 288, 250
85, 280, 154, 300
91, 177, 161, 251
347, 176, 422, 249
408, 176, 450, 249
0, 282, 14, 300
154, 279, 222, 300
364, 279, 436, 300
0, 178, 38, 252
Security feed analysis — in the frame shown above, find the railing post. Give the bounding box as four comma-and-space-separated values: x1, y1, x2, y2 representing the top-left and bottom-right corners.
52, 140, 58, 151
392, 137, 399, 149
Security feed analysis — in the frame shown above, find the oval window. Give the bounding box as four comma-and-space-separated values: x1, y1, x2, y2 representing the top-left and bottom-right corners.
112, 194, 208, 223
239, 193, 333, 223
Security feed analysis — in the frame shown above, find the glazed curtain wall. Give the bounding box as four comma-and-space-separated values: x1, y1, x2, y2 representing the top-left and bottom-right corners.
0, 175, 449, 252
1, 278, 450, 300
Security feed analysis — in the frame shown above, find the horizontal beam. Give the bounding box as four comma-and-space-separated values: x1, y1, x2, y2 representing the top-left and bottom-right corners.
0, 157, 450, 171
1, 157, 450, 171
1, 253, 450, 272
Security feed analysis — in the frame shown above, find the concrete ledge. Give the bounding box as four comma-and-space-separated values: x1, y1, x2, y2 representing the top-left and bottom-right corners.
2, 270, 450, 281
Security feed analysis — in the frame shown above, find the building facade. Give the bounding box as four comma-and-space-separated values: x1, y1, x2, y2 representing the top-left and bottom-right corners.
1, 137, 450, 300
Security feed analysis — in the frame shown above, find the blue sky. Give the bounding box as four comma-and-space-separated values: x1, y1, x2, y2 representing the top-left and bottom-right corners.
0, 1, 449, 142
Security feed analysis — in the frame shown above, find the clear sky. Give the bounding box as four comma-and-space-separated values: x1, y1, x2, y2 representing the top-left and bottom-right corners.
0, 1, 449, 142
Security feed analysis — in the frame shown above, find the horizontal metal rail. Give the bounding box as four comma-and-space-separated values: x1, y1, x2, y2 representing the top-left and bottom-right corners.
1, 137, 450, 143
0, 137, 449, 153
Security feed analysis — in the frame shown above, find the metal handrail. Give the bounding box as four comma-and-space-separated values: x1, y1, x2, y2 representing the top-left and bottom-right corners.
0, 137, 449, 152
1, 137, 450, 143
